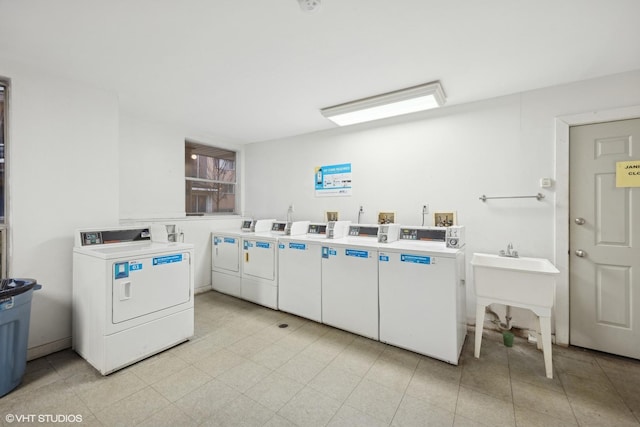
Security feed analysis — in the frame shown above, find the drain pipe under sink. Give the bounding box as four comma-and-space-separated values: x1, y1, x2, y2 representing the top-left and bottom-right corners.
485, 305, 513, 330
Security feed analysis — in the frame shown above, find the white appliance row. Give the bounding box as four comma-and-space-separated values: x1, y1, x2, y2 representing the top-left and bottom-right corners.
211, 219, 309, 309
73, 225, 195, 375
213, 221, 467, 365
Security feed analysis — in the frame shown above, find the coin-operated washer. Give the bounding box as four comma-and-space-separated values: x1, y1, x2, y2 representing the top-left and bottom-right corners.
211, 219, 275, 298
321, 224, 399, 340
378, 226, 466, 365
241, 220, 310, 309
72, 225, 194, 375
278, 221, 351, 322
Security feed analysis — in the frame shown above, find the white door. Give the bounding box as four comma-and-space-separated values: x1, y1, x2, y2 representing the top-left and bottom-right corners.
212, 235, 239, 273
243, 238, 275, 280
321, 245, 379, 340
570, 118, 640, 358
112, 252, 191, 324
379, 251, 458, 362
278, 241, 322, 322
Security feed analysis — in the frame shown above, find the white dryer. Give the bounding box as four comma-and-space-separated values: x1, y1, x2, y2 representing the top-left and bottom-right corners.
378, 226, 466, 365
321, 224, 383, 340
278, 221, 350, 322
211, 219, 274, 297
241, 220, 309, 309
72, 226, 195, 375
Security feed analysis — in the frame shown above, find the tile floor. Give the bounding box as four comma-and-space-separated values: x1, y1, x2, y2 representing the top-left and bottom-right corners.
2, 290, 640, 426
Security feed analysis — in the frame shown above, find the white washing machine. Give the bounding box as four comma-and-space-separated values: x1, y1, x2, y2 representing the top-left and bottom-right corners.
278, 221, 351, 322
321, 224, 385, 340
211, 219, 274, 297
378, 226, 466, 364
72, 226, 195, 375
241, 220, 309, 309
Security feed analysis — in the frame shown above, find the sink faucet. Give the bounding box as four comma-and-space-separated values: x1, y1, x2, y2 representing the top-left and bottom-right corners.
499, 243, 519, 258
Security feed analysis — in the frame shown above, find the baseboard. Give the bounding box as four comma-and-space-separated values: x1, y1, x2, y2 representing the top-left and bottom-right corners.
27, 337, 72, 361
195, 286, 212, 295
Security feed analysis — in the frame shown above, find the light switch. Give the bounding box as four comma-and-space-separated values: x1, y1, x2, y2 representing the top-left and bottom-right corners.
539, 178, 552, 188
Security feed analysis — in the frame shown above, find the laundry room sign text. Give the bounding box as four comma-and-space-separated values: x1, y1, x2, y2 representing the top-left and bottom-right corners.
616, 160, 640, 187
314, 163, 352, 197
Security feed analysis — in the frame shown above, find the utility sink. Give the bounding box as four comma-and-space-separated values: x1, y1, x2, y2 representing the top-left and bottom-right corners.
471, 252, 560, 379
471, 253, 559, 309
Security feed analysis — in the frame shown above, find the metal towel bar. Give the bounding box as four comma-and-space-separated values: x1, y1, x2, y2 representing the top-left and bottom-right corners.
479, 193, 545, 202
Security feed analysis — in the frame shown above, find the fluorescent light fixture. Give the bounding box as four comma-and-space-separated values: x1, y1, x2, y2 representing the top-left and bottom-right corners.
320, 81, 446, 126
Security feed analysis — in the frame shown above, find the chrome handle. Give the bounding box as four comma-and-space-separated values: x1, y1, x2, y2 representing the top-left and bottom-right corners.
574, 218, 586, 225
575, 250, 586, 257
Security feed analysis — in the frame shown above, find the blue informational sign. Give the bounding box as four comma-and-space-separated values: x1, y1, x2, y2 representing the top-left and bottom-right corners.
256, 242, 270, 249
289, 243, 307, 250
279, 243, 285, 249
314, 163, 352, 197
223, 237, 236, 244
153, 254, 183, 266
379, 255, 389, 262
114, 261, 129, 279
213, 237, 219, 245
346, 249, 368, 258
129, 262, 143, 271
400, 254, 432, 264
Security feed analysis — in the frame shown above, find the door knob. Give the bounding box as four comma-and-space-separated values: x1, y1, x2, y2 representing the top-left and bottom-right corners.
574, 218, 586, 225
575, 250, 586, 257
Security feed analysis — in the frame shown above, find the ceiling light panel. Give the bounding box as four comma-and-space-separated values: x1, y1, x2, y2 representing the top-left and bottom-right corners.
320, 81, 446, 126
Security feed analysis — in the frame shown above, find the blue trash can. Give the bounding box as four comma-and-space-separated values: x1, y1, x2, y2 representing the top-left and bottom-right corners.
0, 278, 41, 397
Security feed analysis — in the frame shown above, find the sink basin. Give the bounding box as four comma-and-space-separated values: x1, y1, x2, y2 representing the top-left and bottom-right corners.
472, 252, 560, 379
471, 253, 559, 309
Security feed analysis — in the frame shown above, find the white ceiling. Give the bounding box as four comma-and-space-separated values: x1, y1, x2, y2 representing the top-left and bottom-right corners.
1, 0, 639, 144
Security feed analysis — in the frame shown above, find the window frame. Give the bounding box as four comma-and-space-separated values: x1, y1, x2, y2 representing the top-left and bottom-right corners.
185, 140, 239, 216
0, 78, 9, 277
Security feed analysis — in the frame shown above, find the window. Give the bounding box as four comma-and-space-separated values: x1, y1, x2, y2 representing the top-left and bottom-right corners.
0, 80, 7, 277
185, 141, 237, 215
0, 82, 5, 222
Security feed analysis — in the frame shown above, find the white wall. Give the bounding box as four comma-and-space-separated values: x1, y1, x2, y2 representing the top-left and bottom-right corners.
118, 113, 246, 291
244, 70, 640, 342
0, 64, 245, 357
119, 114, 186, 219
1, 60, 120, 356
119, 112, 244, 221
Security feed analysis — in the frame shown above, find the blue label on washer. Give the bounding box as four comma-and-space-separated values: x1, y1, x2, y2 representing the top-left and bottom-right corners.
244, 241, 249, 249
213, 237, 219, 245
114, 261, 129, 279
400, 254, 431, 264
153, 254, 183, 265
289, 243, 306, 250
223, 237, 236, 244
346, 249, 368, 258
279, 243, 285, 249
379, 255, 389, 262
129, 262, 143, 271
0, 297, 14, 311
322, 247, 337, 258
256, 242, 270, 249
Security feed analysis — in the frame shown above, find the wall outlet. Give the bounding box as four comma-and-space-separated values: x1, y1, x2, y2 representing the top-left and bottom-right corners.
359, 205, 364, 213
288, 204, 295, 212
422, 203, 429, 214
